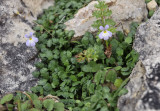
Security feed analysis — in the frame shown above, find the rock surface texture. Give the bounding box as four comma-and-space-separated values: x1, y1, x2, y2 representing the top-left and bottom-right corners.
118, 8, 160, 111
147, 0, 158, 11
0, 0, 54, 97
65, 0, 148, 37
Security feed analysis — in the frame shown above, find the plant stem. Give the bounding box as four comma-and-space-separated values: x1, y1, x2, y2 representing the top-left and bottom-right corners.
17, 100, 21, 111
106, 40, 109, 49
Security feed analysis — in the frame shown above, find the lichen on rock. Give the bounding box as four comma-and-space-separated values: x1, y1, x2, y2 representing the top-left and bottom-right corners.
0, 0, 54, 97
118, 8, 160, 111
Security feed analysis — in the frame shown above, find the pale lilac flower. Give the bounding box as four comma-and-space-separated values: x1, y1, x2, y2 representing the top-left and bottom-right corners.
99, 25, 112, 40
25, 32, 38, 47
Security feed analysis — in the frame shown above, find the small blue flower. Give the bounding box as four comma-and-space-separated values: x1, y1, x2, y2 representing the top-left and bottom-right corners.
99, 25, 112, 40
25, 32, 38, 47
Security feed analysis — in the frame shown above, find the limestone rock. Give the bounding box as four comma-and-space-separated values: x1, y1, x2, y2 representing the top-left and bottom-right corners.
0, 0, 54, 97
21, 0, 55, 18
65, 0, 148, 38
147, 0, 158, 11
118, 8, 160, 111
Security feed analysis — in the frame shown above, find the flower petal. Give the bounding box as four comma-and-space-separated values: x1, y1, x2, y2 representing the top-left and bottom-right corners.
107, 31, 112, 37
25, 34, 29, 38
26, 40, 36, 47
32, 37, 38, 43
99, 32, 104, 39
99, 26, 104, 30
103, 35, 109, 40
26, 40, 31, 46
29, 32, 34, 36
30, 41, 36, 47
105, 25, 109, 30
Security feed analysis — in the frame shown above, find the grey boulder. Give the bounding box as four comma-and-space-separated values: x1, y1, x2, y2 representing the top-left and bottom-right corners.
0, 0, 54, 97
65, 0, 148, 38
118, 8, 160, 111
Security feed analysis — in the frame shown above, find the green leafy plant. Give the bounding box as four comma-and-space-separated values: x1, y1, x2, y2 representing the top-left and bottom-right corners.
92, 1, 116, 32
32, 0, 139, 110
0, 92, 65, 111
1, 0, 140, 111
145, 0, 152, 3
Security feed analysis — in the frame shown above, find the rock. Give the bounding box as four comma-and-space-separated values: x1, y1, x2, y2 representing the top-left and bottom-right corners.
0, 0, 54, 97
118, 8, 160, 111
21, 0, 55, 18
65, 0, 148, 38
147, 0, 158, 11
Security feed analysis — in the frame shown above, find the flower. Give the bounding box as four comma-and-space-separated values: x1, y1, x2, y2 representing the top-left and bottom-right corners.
25, 32, 38, 47
99, 25, 112, 40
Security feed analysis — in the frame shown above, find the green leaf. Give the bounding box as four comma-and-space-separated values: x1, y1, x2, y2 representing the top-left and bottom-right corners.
38, 79, 47, 86
35, 62, 44, 68
114, 66, 122, 71
77, 72, 84, 77
29, 93, 38, 100
105, 19, 116, 26
21, 101, 29, 111
47, 39, 53, 47
70, 75, 77, 82
114, 78, 123, 88
68, 30, 75, 39
106, 10, 112, 16
145, 0, 152, 3
48, 60, 58, 72
149, 10, 154, 18
7, 104, 14, 111
32, 71, 40, 78
88, 83, 95, 94
54, 102, 65, 111
72, 81, 81, 86
45, 50, 54, 60
118, 88, 128, 96
31, 87, 37, 93
29, 108, 39, 111
0, 94, 13, 104
113, 78, 129, 98
94, 71, 104, 85
106, 57, 116, 65
48, 15, 55, 21
121, 67, 129, 72
81, 61, 104, 72
91, 95, 99, 102
103, 91, 112, 101
33, 99, 42, 110
121, 71, 131, 76
41, 33, 48, 38
43, 83, 52, 91
100, 107, 109, 111
125, 37, 132, 44
116, 47, 124, 56
81, 36, 89, 46
103, 86, 110, 93
43, 99, 54, 111
110, 39, 119, 51
36, 86, 44, 95
40, 68, 49, 79
34, 26, 41, 31
116, 31, 124, 42
106, 70, 117, 83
